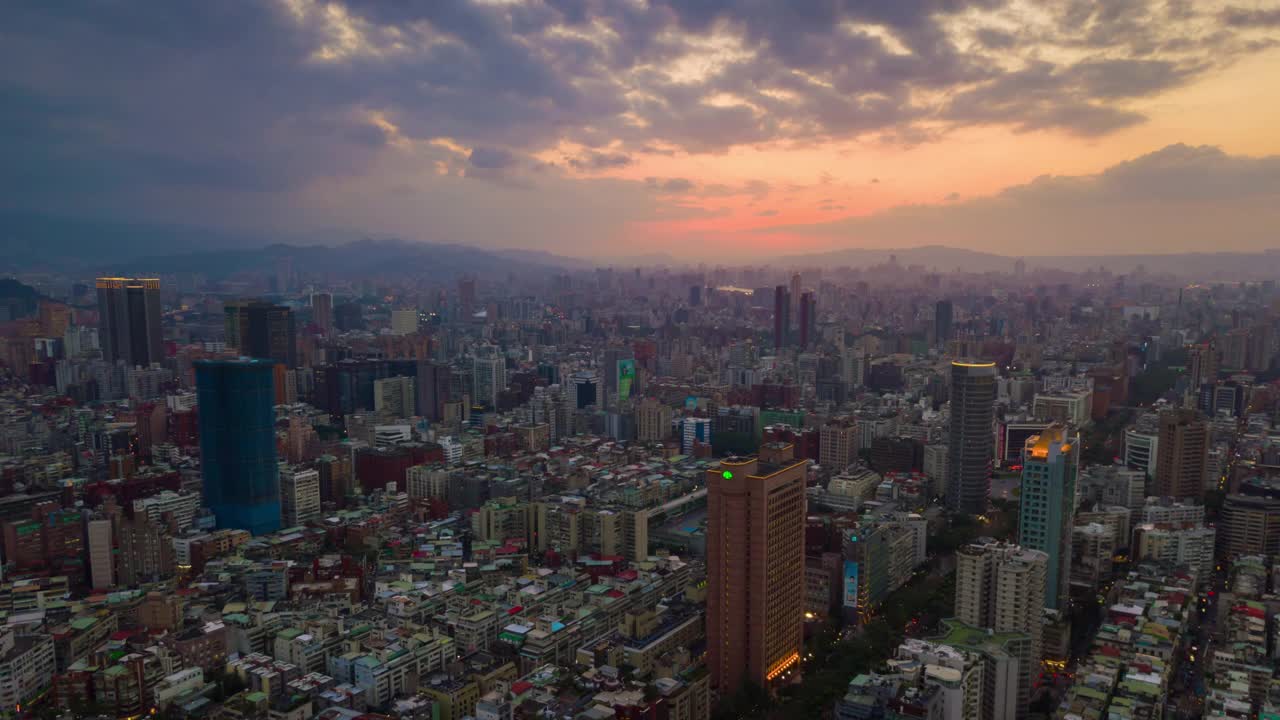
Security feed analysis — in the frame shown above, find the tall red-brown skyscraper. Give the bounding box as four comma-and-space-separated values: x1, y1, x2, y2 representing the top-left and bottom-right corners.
1155, 408, 1208, 500
773, 285, 790, 349
707, 442, 807, 696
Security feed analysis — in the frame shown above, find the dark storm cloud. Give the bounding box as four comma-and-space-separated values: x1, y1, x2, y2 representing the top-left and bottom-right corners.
974, 27, 1018, 49
468, 147, 519, 170
1221, 6, 1280, 26
646, 177, 697, 193
941, 56, 1199, 136
567, 151, 633, 171
1, 0, 1276, 222
776, 144, 1280, 255
1009, 144, 1280, 204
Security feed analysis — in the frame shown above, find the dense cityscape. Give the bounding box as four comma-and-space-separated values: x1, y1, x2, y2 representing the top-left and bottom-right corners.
0, 257, 1275, 720
6, 1, 1280, 720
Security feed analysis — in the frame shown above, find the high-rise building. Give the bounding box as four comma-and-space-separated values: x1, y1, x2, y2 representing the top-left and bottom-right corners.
930, 620, 1029, 720
1220, 481, 1280, 558
634, 397, 673, 444
374, 376, 415, 418
789, 272, 802, 318
0, 631, 56, 712
798, 291, 816, 349
1123, 416, 1159, 479
132, 490, 201, 533
406, 465, 449, 501
773, 285, 790, 349
954, 540, 1046, 717
87, 518, 114, 591
280, 467, 321, 527
935, 300, 953, 345
843, 516, 925, 616
473, 355, 507, 410
1133, 524, 1215, 576
415, 361, 452, 422
680, 417, 711, 454
570, 370, 600, 410
311, 292, 333, 334
334, 302, 363, 331
820, 417, 858, 472
390, 309, 418, 335
224, 300, 297, 367
1187, 341, 1218, 390
1153, 409, 1208, 501
96, 277, 163, 367
458, 275, 477, 321
1070, 523, 1115, 593
947, 361, 997, 514
196, 359, 281, 536
1017, 424, 1078, 611
117, 512, 176, 586
706, 443, 807, 696
893, 639, 985, 720
601, 348, 637, 408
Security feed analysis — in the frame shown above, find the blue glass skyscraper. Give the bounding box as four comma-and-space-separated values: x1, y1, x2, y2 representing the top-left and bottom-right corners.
1018, 423, 1078, 611
196, 358, 280, 536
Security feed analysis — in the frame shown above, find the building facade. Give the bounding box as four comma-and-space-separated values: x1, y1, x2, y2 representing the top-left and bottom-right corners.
947, 362, 997, 514
1017, 424, 1078, 611
196, 359, 281, 536
1153, 409, 1208, 501
96, 277, 163, 367
706, 443, 806, 696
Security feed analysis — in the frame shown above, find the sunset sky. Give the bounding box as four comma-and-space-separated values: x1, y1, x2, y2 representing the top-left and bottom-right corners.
4, 1, 1280, 261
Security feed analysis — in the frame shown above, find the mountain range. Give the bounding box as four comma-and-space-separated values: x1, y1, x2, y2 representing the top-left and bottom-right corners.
3, 211, 1278, 281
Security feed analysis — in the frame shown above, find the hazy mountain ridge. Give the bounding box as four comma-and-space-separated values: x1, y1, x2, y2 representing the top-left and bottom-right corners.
122, 239, 571, 280
0, 213, 573, 279
5, 211, 1279, 280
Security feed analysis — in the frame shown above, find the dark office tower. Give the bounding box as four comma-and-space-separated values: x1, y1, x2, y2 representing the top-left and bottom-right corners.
935, 300, 953, 345
196, 359, 280, 536
97, 277, 163, 367
224, 300, 297, 368
312, 293, 333, 334
571, 371, 600, 410
946, 361, 997, 514
798, 291, 816, 349
334, 302, 364, 332
706, 442, 806, 697
1154, 408, 1209, 501
773, 285, 791, 349
688, 285, 702, 306
458, 276, 477, 321
416, 360, 452, 421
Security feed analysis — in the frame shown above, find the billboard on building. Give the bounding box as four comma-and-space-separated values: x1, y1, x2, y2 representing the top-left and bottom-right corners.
843, 560, 859, 609
618, 359, 636, 402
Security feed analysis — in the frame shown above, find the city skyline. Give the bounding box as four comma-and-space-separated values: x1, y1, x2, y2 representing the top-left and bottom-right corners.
3, 3, 1280, 261
2, 4, 1280, 719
